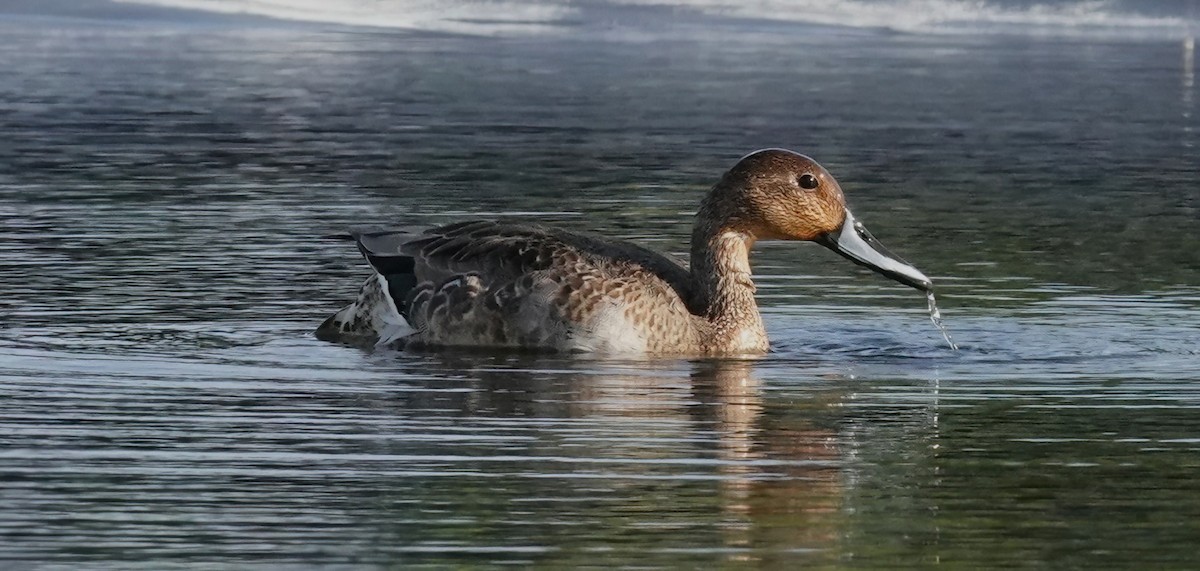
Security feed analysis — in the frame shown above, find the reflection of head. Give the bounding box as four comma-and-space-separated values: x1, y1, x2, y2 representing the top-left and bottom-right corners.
689, 359, 847, 562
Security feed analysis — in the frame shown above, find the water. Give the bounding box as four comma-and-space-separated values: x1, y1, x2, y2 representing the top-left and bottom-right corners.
2, 2, 1200, 568
926, 291, 958, 351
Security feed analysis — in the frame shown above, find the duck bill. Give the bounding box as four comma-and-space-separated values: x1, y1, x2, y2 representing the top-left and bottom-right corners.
814, 210, 934, 292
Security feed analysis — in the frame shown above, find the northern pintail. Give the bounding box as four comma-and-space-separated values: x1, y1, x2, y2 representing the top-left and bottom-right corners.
317, 149, 934, 356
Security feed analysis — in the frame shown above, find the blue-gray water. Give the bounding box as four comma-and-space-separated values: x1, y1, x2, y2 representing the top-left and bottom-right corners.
1, 3, 1199, 568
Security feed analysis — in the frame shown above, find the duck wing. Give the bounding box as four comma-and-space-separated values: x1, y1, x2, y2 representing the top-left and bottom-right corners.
352, 220, 695, 309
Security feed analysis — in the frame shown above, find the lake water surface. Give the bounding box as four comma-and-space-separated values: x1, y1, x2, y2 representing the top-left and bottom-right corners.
1, 6, 1199, 568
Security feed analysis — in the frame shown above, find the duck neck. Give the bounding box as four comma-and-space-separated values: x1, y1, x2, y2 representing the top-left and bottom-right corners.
690, 217, 767, 354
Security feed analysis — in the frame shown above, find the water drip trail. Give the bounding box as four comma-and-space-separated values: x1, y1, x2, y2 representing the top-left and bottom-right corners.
926, 291, 959, 350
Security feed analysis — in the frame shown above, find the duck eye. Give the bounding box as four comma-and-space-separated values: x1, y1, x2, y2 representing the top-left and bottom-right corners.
797, 174, 819, 189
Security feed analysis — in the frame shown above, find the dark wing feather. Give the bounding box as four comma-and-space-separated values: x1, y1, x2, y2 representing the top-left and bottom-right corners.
347, 220, 696, 313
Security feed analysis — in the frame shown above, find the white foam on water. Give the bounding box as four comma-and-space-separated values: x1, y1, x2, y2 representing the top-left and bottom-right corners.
111, 0, 1199, 39
111, 0, 576, 35
612, 0, 1196, 38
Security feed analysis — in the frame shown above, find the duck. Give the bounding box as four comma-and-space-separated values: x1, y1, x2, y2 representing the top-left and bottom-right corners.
316, 148, 935, 356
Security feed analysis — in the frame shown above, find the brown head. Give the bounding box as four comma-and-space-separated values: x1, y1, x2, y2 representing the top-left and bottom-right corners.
697, 148, 934, 292
703, 148, 848, 241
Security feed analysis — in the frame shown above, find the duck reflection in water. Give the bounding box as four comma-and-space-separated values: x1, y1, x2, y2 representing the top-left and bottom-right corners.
363, 356, 890, 563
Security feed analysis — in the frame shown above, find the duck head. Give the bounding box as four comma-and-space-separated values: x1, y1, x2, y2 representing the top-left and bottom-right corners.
703, 148, 933, 292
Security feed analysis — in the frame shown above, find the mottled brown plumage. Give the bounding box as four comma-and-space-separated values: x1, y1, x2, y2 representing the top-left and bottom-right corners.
316, 149, 936, 356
